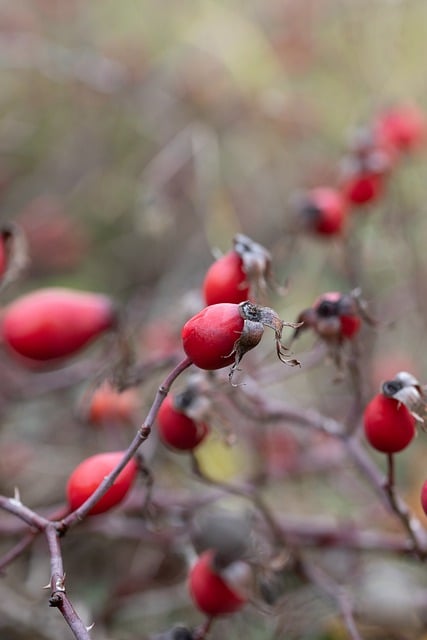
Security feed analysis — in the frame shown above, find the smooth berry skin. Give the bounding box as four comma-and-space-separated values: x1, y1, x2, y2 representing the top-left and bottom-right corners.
363, 394, 416, 454
66, 452, 137, 515
339, 314, 361, 339
157, 395, 209, 451
182, 303, 244, 370
375, 104, 426, 153
1, 288, 116, 361
203, 251, 250, 306
189, 550, 246, 616
308, 188, 347, 235
342, 172, 384, 206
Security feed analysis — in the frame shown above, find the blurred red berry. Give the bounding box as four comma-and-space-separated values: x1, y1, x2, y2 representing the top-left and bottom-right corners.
293, 187, 347, 236
341, 171, 384, 206
189, 550, 247, 616
303, 291, 361, 340
87, 382, 139, 427
375, 103, 426, 154
157, 394, 209, 451
1, 287, 116, 362
66, 452, 138, 515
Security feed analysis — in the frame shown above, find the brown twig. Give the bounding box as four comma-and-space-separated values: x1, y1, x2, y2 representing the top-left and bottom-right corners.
58, 356, 192, 531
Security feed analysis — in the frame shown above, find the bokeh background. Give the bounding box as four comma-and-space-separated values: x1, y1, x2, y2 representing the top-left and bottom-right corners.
2, 1, 427, 639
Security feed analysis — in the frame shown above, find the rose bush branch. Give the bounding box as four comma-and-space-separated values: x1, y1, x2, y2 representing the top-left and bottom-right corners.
57, 355, 192, 531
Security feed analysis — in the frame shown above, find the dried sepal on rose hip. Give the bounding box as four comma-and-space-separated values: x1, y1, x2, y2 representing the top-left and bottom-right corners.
364, 371, 427, 454
339, 156, 385, 207
181, 301, 301, 380
203, 233, 277, 306
157, 375, 211, 451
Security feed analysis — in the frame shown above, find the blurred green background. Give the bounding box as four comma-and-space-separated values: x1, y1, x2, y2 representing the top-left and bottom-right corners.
3, 1, 427, 639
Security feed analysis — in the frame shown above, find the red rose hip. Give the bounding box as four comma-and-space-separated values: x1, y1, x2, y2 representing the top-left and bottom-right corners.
202, 234, 272, 306
1, 287, 116, 361
295, 187, 347, 236
363, 393, 416, 454
87, 382, 139, 427
66, 451, 137, 515
182, 303, 246, 370
157, 394, 209, 451
203, 251, 249, 306
189, 550, 247, 616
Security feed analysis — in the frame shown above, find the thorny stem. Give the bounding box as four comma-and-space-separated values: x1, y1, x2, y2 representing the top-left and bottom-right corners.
0, 356, 193, 640
46, 525, 91, 639
58, 356, 192, 530
0, 494, 50, 531
2, 354, 427, 637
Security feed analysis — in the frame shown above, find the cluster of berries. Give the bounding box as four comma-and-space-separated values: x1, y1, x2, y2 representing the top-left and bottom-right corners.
0, 102, 426, 625
292, 102, 426, 236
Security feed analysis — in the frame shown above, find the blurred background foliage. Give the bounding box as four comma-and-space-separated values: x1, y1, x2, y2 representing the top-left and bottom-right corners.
3, 1, 427, 639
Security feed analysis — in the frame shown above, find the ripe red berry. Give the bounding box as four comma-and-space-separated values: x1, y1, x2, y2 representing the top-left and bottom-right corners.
293, 187, 347, 236
157, 394, 209, 451
182, 303, 247, 371
87, 382, 139, 427
182, 301, 298, 374
1, 287, 116, 361
66, 451, 137, 515
375, 103, 426, 154
202, 235, 272, 306
341, 171, 384, 206
363, 393, 416, 454
189, 550, 247, 616
203, 251, 249, 306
